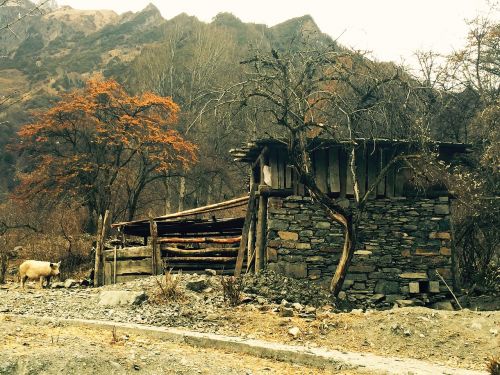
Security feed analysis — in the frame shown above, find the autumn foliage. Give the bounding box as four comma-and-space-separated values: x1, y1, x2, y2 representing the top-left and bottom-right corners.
14, 79, 197, 227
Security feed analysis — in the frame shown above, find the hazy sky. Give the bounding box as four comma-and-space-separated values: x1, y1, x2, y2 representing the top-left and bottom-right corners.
57, 0, 497, 66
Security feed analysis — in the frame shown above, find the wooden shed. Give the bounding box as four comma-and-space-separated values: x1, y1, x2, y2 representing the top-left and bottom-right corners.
104, 197, 248, 284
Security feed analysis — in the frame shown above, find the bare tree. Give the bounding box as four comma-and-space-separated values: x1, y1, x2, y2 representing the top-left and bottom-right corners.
230, 42, 434, 295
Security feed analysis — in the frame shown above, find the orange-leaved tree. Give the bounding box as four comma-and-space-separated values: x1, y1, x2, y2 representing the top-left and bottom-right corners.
14, 79, 197, 230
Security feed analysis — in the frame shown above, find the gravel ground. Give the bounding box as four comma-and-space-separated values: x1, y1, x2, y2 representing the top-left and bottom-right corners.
0, 273, 498, 372
1, 315, 354, 375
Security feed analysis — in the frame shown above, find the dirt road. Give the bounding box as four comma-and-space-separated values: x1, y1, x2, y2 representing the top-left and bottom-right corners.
0, 315, 362, 375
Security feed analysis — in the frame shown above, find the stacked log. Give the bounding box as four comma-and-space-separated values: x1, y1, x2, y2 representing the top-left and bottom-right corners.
160, 236, 242, 274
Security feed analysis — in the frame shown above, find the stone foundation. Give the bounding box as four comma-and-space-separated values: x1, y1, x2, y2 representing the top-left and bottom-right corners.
266, 195, 454, 304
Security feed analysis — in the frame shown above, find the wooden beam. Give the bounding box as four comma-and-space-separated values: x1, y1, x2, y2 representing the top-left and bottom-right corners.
258, 186, 294, 198
285, 165, 293, 189
246, 211, 256, 273
158, 236, 241, 244
104, 246, 152, 260
94, 210, 109, 287
162, 247, 239, 256
234, 184, 258, 277
255, 194, 268, 273
165, 256, 237, 263
112, 258, 152, 275
149, 219, 161, 275
94, 214, 103, 287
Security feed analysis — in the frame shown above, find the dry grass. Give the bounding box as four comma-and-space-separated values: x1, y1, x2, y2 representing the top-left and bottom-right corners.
151, 269, 184, 303
220, 276, 242, 306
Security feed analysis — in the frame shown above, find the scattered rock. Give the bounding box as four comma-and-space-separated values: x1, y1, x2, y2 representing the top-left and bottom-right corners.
288, 326, 300, 338
337, 291, 347, 300
370, 294, 385, 302
205, 269, 217, 276
432, 301, 454, 311
98, 291, 148, 306
279, 306, 294, 317
291, 303, 303, 311
186, 278, 209, 292
64, 279, 78, 288
50, 282, 65, 289
304, 306, 316, 314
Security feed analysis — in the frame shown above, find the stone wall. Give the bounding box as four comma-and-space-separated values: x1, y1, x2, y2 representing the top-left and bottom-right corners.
266, 195, 454, 305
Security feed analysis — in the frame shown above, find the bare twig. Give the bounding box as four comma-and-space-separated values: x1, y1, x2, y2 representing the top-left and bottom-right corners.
436, 270, 463, 310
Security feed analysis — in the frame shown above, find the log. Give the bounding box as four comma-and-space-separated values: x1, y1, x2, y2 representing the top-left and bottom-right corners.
164, 256, 237, 263
234, 184, 258, 276
258, 186, 294, 197
158, 236, 241, 244
162, 247, 238, 256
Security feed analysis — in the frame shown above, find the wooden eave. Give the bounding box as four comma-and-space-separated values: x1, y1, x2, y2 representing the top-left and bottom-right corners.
229, 138, 472, 163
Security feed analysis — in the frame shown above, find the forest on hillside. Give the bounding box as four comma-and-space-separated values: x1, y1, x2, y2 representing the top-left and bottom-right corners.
0, 1, 498, 291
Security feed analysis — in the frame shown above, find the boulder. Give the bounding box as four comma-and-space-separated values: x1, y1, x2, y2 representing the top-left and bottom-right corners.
205, 269, 217, 276
186, 278, 209, 292
432, 301, 454, 311
288, 326, 300, 338
64, 279, 78, 288
98, 291, 147, 306
279, 306, 294, 317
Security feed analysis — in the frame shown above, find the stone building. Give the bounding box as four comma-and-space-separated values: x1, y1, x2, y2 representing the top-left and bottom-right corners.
230, 138, 469, 304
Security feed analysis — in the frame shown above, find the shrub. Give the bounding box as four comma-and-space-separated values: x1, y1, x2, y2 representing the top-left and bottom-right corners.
151, 269, 184, 303
220, 275, 242, 306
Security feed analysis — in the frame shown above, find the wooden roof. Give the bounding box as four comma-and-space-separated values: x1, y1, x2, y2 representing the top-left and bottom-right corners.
229, 138, 471, 163
113, 196, 249, 238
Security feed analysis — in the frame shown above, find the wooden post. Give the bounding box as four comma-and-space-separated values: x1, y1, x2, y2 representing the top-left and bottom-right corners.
93, 215, 103, 287
255, 192, 268, 273
246, 211, 256, 273
234, 184, 257, 277
113, 246, 117, 284
93, 209, 109, 287
149, 219, 159, 275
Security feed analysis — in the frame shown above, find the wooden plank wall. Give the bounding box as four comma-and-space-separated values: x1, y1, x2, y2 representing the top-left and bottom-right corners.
264, 144, 409, 198
103, 246, 152, 284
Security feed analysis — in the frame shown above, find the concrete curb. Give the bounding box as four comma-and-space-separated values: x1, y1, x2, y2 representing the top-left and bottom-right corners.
3, 314, 487, 375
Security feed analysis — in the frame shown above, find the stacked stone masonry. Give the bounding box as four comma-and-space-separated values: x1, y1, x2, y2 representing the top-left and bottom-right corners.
266, 195, 454, 304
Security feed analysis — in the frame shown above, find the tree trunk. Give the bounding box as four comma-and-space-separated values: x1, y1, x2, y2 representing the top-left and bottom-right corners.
178, 176, 186, 212
289, 134, 357, 297
330, 220, 357, 295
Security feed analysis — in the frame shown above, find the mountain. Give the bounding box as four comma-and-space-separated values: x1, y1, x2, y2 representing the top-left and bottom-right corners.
0, 2, 330, 197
